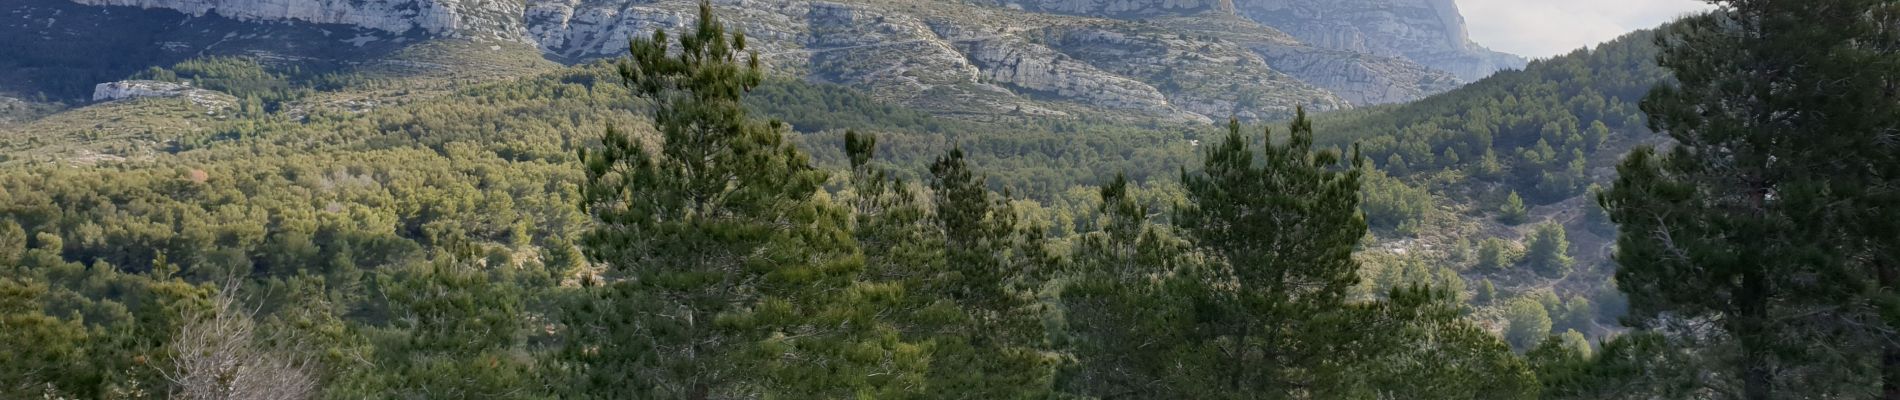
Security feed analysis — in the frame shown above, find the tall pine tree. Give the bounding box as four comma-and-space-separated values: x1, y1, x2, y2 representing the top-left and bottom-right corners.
1056, 173, 1194, 398
1174, 110, 1367, 398
1602, 1, 1900, 397
566, 3, 918, 398
915, 147, 1056, 398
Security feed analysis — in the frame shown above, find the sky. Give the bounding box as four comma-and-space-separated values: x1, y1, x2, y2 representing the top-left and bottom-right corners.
1457, 0, 1715, 58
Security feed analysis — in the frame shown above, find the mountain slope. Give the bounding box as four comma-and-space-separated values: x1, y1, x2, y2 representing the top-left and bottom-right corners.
1315, 30, 1671, 341
7, 0, 1524, 123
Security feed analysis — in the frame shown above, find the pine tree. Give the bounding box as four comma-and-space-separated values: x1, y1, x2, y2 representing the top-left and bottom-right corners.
0, 221, 24, 266
1476, 149, 1505, 179
1601, 2, 1900, 397
1057, 173, 1192, 398
0, 278, 92, 398
566, 3, 910, 397
1504, 298, 1552, 351
1174, 110, 1366, 397
1498, 191, 1528, 225
838, 131, 961, 398
1476, 238, 1520, 271
1558, 295, 1595, 333
376, 259, 539, 399
918, 147, 1055, 398
1314, 286, 1538, 399
1530, 332, 1703, 400
1522, 222, 1573, 277
1476, 279, 1498, 304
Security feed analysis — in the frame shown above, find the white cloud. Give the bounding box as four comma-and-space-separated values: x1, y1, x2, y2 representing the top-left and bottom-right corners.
1456, 0, 1715, 58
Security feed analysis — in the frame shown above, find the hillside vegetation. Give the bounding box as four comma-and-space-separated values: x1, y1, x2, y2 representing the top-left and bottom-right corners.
5, 0, 1897, 398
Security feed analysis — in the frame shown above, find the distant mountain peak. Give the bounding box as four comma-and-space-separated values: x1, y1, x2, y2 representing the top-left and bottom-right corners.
1235, 0, 1526, 81
22, 0, 1523, 121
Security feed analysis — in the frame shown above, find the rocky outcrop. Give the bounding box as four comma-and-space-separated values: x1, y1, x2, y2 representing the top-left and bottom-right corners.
1236, 0, 1525, 81
0, 97, 31, 125
52, 0, 1525, 121
68, 0, 528, 42
1251, 44, 1461, 106
959, 36, 1194, 120
994, 0, 1235, 18
528, 0, 813, 62
1143, 15, 1456, 106
1038, 23, 1341, 119
92, 80, 234, 109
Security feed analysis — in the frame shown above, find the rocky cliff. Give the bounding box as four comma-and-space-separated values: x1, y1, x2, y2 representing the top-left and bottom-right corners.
47, 0, 1525, 120
992, 0, 1236, 18
92, 80, 234, 109
68, 0, 529, 42
1236, 0, 1525, 81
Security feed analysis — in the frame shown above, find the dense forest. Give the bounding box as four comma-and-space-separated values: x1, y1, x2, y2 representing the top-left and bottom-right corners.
2, 0, 1898, 398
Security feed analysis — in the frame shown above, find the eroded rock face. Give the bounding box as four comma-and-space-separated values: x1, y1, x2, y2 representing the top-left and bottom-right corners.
54, 0, 1523, 121
92, 80, 234, 109
1236, 0, 1525, 81
961, 36, 1189, 119
994, 0, 1235, 18
521, 0, 1222, 122
1252, 44, 1462, 106
69, 0, 527, 42
0, 97, 30, 125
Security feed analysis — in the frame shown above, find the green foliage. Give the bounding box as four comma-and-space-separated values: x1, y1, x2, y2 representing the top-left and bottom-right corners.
1314, 30, 1669, 204
1477, 238, 1522, 271
1476, 279, 1498, 304
132, 56, 340, 113
1360, 167, 1435, 235
371, 259, 543, 399
1173, 111, 1371, 397
1315, 286, 1540, 399
565, 3, 917, 397
1555, 295, 1596, 333
1601, 2, 1900, 396
0, 2, 1760, 397
1504, 298, 1552, 351
1522, 222, 1573, 277
1498, 191, 1529, 225
1530, 332, 1703, 399
1557, 330, 1592, 359
918, 147, 1057, 397
1056, 172, 1195, 398
0, 277, 94, 398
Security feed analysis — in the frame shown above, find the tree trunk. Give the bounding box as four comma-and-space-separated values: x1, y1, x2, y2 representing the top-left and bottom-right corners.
1742, 352, 1772, 400
1739, 272, 1772, 400
1880, 261, 1900, 400
1884, 346, 1900, 400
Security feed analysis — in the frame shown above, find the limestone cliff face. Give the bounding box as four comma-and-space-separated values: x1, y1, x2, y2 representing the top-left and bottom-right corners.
518, 0, 1277, 122
92, 80, 235, 109
1236, 0, 1525, 81
52, 0, 1518, 120
960, 36, 1193, 120
986, 0, 1526, 83
1251, 44, 1462, 106
68, 0, 527, 42
994, 0, 1235, 18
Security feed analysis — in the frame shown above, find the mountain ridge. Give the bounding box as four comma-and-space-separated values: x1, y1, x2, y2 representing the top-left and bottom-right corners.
13, 0, 1525, 122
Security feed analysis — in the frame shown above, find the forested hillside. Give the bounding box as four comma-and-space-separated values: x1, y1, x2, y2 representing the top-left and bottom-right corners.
0, 19, 1628, 400
4, 0, 1898, 398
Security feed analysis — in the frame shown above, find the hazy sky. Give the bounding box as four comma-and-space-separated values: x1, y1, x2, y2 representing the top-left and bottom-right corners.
1457, 0, 1715, 58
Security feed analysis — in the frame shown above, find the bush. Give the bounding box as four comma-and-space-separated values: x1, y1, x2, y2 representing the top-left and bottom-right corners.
1523, 222, 1574, 277
1505, 298, 1553, 350
1361, 169, 1434, 234
1498, 191, 1529, 225
1477, 238, 1521, 271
